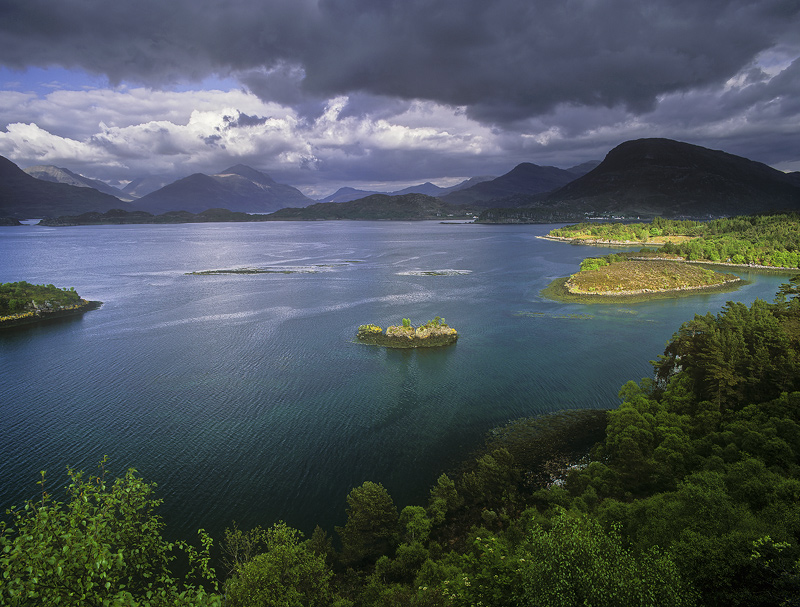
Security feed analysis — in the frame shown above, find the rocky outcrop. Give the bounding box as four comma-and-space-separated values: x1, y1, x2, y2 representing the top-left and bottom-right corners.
356, 318, 458, 348
0, 299, 102, 329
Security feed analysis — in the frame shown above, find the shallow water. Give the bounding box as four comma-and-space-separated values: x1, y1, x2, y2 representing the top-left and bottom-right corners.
0, 221, 792, 538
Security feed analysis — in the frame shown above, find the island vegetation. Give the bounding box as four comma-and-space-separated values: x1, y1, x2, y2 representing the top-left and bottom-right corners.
554, 252, 742, 300
0, 281, 100, 328
357, 317, 458, 348
4, 277, 800, 606
542, 214, 800, 300
548, 213, 800, 268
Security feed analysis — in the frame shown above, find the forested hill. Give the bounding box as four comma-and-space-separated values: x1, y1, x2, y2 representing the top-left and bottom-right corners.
4, 276, 800, 605
265, 193, 474, 220
541, 138, 800, 217
477, 139, 800, 221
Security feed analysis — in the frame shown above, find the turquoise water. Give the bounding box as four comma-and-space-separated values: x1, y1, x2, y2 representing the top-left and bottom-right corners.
0, 221, 792, 538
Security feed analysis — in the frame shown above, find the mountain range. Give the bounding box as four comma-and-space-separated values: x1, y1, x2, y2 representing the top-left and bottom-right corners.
3, 138, 800, 221
440, 162, 595, 206
318, 176, 495, 203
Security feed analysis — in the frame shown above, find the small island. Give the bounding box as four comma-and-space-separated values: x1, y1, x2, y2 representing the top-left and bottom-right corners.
544, 252, 742, 302
0, 281, 101, 329
356, 317, 458, 348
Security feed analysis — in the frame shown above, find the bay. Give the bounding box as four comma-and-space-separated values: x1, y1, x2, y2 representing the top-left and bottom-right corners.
0, 221, 792, 539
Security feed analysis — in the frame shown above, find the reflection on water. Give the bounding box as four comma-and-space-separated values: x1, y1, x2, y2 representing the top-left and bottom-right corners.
0, 221, 793, 538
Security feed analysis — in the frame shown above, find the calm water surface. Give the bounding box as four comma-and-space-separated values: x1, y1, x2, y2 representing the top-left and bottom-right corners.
0, 221, 792, 538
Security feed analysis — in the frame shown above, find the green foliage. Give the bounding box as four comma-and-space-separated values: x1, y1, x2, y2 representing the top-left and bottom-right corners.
579, 257, 608, 272
220, 521, 270, 576
224, 522, 333, 607
402, 318, 411, 328
0, 281, 82, 317
399, 506, 433, 544
439, 512, 694, 607
308, 525, 336, 565
0, 457, 220, 606
652, 299, 800, 411
519, 510, 695, 607
336, 482, 400, 567
460, 448, 520, 506
427, 474, 462, 525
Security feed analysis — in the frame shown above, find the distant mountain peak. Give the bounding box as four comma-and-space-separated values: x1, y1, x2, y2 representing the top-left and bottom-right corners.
1, 155, 130, 218
217, 164, 276, 184
133, 166, 312, 214
24, 164, 134, 201
441, 162, 577, 207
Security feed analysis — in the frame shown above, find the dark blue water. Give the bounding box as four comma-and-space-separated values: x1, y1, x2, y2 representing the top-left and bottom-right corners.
0, 221, 792, 539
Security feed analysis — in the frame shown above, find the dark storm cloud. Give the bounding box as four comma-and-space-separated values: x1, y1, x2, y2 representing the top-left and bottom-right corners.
2, 0, 798, 125
202, 134, 223, 147
223, 113, 268, 129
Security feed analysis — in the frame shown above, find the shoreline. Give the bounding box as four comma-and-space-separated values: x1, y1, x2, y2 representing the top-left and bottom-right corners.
539, 235, 800, 273
0, 300, 102, 330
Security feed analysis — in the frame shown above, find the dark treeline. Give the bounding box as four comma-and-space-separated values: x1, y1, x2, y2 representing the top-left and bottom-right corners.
3, 277, 800, 606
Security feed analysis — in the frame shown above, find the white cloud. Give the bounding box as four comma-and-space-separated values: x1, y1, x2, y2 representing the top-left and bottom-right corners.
0, 122, 110, 165
0, 87, 511, 188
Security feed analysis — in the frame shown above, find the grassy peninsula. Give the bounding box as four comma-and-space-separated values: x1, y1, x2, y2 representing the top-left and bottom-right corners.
0, 281, 100, 328
357, 316, 458, 348
556, 253, 742, 300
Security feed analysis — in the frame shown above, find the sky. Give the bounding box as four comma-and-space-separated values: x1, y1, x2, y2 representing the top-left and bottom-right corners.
1, 0, 799, 198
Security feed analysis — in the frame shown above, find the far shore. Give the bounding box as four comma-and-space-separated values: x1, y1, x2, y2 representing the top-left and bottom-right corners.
539, 235, 800, 273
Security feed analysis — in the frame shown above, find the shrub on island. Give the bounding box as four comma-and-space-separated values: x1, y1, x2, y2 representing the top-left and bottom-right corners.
357, 317, 458, 348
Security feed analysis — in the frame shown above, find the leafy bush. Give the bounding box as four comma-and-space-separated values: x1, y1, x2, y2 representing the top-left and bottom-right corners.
0, 457, 220, 606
